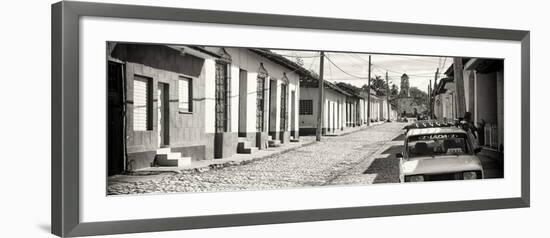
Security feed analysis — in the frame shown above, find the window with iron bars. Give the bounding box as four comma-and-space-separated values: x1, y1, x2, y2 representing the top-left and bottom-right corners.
256, 75, 265, 132
299, 100, 313, 115
280, 83, 288, 131
215, 62, 230, 133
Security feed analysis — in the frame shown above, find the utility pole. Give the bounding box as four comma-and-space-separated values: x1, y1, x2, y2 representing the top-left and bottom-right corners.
385, 71, 390, 122
434, 68, 439, 92
428, 81, 431, 119
453, 58, 466, 119
367, 55, 371, 126
316, 51, 325, 141
433, 68, 439, 119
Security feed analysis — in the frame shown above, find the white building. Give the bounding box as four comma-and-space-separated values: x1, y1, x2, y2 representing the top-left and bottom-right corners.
107, 44, 302, 174
299, 79, 353, 135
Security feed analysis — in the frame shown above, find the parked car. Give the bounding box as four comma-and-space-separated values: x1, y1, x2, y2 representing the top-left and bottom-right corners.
397, 126, 483, 182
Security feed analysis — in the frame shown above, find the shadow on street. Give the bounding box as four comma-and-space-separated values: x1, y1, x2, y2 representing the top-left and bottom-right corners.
391, 133, 406, 141
362, 134, 405, 184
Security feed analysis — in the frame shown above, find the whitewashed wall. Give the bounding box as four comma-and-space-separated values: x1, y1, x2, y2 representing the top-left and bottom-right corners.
220, 48, 301, 134
204, 59, 216, 133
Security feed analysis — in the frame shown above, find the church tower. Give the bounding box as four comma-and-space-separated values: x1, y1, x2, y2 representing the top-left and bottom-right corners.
399, 73, 410, 97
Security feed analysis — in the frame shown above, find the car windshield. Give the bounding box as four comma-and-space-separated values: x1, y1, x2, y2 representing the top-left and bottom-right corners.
406, 133, 471, 158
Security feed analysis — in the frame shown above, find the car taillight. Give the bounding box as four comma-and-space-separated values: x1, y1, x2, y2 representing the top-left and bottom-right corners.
463, 171, 478, 180
405, 175, 424, 182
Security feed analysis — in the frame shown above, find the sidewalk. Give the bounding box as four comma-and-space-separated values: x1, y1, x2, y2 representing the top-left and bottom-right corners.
478, 153, 504, 179
110, 136, 317, 182
108, 123, 390, 185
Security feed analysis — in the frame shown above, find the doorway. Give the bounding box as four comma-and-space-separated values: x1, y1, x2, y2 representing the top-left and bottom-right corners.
327, 100, 331, 132
238, 69, 247, 137
107, 61, 125, 176
157, 82, 169, 147
290, 90, 296, 137
268, 80, 277, 133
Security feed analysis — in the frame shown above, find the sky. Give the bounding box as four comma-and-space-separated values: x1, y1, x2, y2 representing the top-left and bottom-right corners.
273, 50, 452, 93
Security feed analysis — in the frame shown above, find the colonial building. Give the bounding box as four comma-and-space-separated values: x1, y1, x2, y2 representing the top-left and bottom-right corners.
436, 58, 504, 161
433, 77, 457, 121
399, 73, 410, 97
358, 89, 388, 123
335, 82, 365, 127
396, 73, 427, 118
107, 43, 301, 175
299, 78, 352, 135
397, 96, 427, 118
337, 83, 395, 124
462, 58, 504, 157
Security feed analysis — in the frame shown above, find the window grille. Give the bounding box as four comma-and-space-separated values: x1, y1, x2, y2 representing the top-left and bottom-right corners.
256, 76, 266, 132
215, 62, 229, 132
299, 100, 313, 115
280, 83, 288, 130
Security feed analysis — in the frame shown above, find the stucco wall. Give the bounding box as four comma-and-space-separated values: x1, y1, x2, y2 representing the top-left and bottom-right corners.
110, 44, 209, 169
299, 87, 347, 133
201, 47, 300, 149
221, 48, 300, 135
112, 44, 207, 155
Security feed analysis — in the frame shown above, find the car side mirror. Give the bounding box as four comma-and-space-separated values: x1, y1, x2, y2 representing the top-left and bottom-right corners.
396, 153, 403, 158
474, 148, 482, 154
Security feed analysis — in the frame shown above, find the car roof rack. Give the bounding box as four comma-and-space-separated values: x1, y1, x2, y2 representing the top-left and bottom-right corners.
403, 120, 456, 130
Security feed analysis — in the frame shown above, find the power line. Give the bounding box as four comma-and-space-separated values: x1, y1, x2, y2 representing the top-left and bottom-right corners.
354, 53, 438, 66
323, 55, 437, 83
441, 57, 448, 72
327, 54, 334, 81
307, 54, 317, 71
275, 52, 321, 58
324, 54, 370, 79
344, 54, 369, 71
310, 52, 440, 81
372, 64, 436, 77
352, 53, 440, 78
372, 67, 387, 76
391, 55, 440, 64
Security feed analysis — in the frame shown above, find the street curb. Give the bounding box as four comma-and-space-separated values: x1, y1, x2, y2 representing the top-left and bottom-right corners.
119, 140, 319, 177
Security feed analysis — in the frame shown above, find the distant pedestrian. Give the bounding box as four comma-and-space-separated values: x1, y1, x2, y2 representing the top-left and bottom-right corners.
461, 112, 479, 149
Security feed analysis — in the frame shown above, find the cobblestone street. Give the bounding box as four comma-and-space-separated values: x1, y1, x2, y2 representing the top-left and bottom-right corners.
108, 122, 406, 195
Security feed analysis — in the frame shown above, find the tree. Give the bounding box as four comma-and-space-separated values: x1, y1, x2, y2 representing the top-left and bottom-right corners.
390, 84, 399, 97
409, 87, 429, 108
295, 56, 304, 66
361, 75, 387, 96
310, 71, 319, 79
389, 84, 399, 109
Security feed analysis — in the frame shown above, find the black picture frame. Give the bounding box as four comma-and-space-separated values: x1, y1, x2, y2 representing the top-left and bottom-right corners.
51, 1, 530, 237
